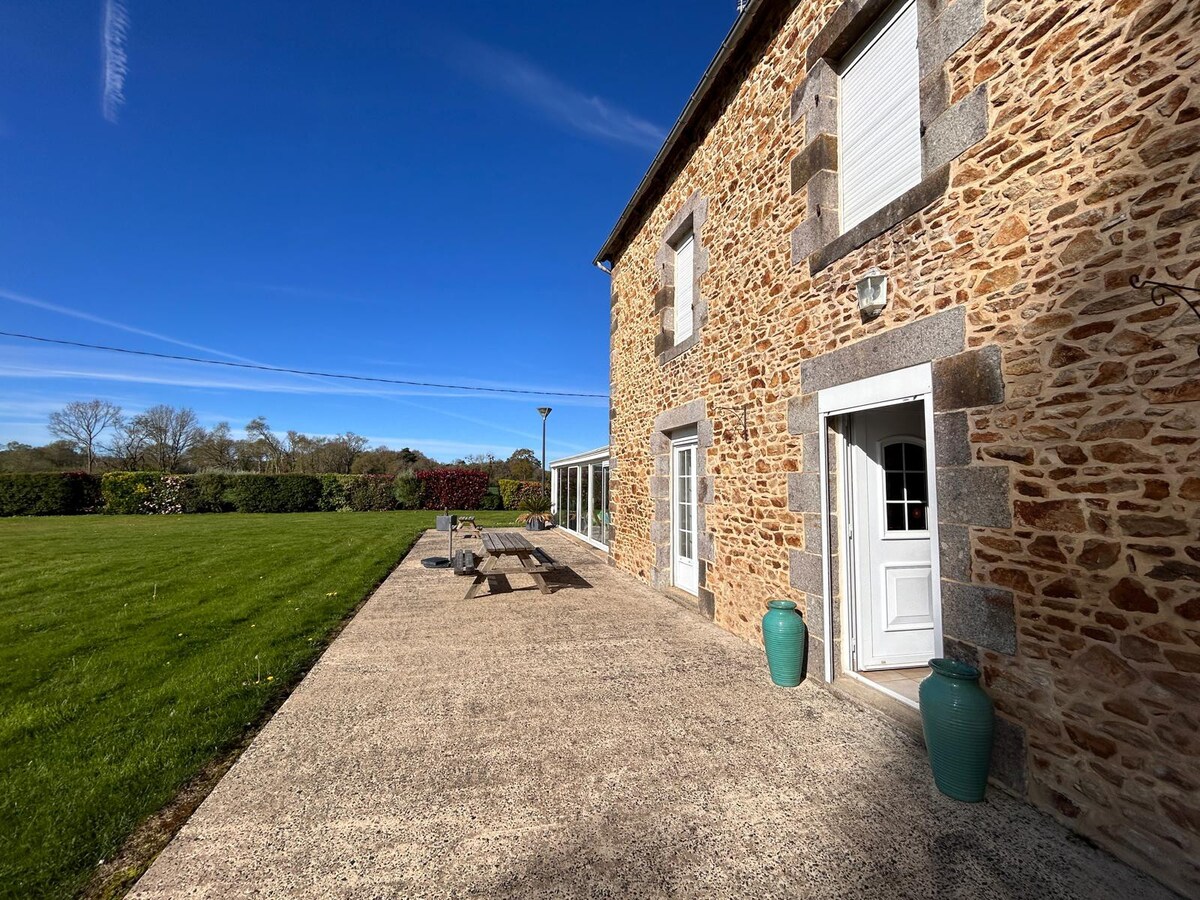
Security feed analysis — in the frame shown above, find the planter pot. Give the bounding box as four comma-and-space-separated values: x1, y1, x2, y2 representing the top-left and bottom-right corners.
761, 600, 808, 687
526, 519, 546, 531
919, 658, 994, 802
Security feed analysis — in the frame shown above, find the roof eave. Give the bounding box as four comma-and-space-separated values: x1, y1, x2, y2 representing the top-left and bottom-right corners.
593, 0, 780, 269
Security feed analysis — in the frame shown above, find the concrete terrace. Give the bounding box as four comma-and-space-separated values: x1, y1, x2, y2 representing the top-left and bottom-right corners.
131, 529, 1175, 899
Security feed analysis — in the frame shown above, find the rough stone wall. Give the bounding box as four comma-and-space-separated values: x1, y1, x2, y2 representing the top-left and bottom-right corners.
606, 0, 1199, 894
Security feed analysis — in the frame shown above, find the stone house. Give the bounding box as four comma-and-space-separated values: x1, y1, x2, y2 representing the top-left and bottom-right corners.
575, 0, 1199, 894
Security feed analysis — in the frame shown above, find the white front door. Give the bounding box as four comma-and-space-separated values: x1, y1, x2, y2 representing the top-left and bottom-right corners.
671, 438, 699, 595
851, 401, 935, 669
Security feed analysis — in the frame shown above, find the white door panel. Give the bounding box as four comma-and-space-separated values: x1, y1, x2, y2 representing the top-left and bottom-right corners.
671, 438, 699, 595
852, 401, 935, 669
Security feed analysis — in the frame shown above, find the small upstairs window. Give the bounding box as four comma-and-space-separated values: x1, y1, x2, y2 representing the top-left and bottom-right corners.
673, 231, 695, 344
838, 0, 921, 232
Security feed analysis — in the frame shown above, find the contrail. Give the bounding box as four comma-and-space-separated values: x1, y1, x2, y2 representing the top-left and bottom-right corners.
102, 0, 130, 123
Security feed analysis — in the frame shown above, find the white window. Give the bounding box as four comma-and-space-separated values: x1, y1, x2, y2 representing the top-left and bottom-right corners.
673, 232, 694, 344
838, 0, 921, 233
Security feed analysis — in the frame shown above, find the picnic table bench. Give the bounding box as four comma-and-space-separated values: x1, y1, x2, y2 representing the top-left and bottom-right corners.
455, 516, 483, 539
463, 531, 557, 600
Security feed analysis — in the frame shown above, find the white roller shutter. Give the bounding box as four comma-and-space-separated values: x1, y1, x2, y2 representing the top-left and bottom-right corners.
838, 0, 921, 233
674, 233, 694, 344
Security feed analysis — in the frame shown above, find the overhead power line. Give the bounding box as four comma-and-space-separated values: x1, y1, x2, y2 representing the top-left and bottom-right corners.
0, 330, 610, 399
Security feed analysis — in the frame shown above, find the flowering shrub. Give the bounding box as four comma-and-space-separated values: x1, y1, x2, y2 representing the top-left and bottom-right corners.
416, 468, 489, 510
100, 472, 164, 514
144, 475, 186, 515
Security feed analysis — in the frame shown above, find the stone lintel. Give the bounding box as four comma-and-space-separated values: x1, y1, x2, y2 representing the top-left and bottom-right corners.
807, 0, 898, 67
653, 398, 707, 434
801, 306, 966, 394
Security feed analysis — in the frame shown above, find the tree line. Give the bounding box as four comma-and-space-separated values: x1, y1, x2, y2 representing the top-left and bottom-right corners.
1, 399, 544, 480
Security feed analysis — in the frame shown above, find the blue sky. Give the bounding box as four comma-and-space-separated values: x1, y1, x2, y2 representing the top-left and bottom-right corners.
0, 1, 737, 461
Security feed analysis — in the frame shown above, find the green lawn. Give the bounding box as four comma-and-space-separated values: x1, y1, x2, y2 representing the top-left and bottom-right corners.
0, 510, 516, 899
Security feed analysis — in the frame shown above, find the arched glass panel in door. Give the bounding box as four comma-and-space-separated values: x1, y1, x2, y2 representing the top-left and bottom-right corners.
881, 439, 928, 533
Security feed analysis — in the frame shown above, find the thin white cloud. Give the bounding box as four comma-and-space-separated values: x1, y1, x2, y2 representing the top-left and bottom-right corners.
101, 0, 130, 123
0, 287, 608, 402
0, 287, 257, 363
447, 36, 666, 151
0, 344, 608, 412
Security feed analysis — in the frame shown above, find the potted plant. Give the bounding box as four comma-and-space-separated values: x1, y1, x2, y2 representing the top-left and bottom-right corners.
517, 491, 552, 531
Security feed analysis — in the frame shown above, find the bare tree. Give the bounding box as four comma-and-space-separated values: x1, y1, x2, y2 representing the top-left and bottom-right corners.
312, 432, 367, 474
192, 422, 239, 471
47, 399, 122, 472
104, 416, 148, 470
135, 404, 201, 472
245, 417, 288, 473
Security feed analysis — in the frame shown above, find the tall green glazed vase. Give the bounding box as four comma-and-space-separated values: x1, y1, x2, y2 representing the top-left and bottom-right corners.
919, 658, 994, 802
761, 600, 808, 687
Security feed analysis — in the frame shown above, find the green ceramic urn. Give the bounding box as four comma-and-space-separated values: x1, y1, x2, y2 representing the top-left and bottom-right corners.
762, 600, 808, 687
919, 658, 995, 802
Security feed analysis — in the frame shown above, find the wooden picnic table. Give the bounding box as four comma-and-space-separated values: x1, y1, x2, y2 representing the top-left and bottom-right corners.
463, 531, 555, 600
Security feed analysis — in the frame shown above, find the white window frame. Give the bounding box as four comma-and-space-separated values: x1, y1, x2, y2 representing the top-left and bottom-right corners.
837, 0, 921, 233
673, 231, 695, 345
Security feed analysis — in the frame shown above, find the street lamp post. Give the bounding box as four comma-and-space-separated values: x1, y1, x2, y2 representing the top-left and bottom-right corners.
537, 407, 552, 493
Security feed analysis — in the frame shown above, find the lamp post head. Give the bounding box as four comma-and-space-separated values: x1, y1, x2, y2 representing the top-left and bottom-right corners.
538, 407, 552, 419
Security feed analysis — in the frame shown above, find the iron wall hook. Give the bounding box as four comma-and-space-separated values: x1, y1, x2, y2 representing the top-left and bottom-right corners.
1129, 274, 1200, 357
714, 404, 750, 440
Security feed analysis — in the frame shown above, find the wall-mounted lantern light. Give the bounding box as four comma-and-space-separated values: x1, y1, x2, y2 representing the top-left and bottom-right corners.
857, 267, 888, 319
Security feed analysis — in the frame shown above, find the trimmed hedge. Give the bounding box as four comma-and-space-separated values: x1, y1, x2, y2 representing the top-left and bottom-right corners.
417, 468, 489, 510
184, 473, 236, 513
497, 478, 543, 510
393, 475, 425, 510
227, 474, 322, 513
0, 472, 101, 516
0, 470, 495, 516
346, 474, 397, 511
317, 474, 353, 512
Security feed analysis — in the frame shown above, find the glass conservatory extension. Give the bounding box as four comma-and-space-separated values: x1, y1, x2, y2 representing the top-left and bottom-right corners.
549, 447, 610, 551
